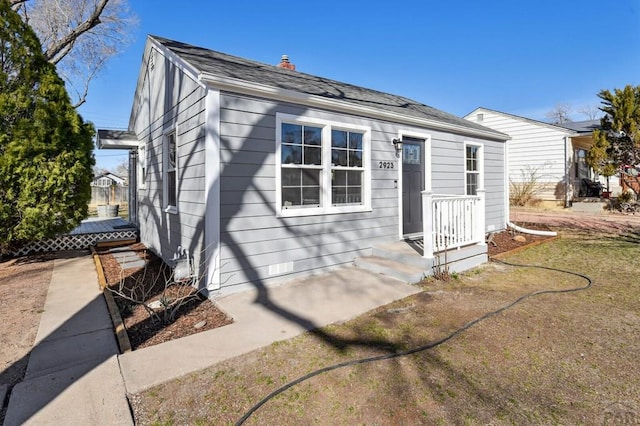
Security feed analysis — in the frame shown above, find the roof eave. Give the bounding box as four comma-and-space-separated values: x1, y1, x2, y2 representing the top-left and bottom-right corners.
467, 107, 578, 136
199, 73, 509, 141
96, 129, 139, 150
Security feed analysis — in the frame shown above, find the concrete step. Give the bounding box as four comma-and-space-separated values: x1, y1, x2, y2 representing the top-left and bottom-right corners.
571, 200, 607, 214
373, 240, 487, 270
354, 256, 426, 284
372, 242, 429, 269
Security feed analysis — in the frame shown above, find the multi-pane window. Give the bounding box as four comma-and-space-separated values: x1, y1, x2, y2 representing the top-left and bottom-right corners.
277, 114, 370, 216
165, 131, 177, 209
466, 144, 479, 195
281, 124, 322, 207
331, 130, 363, 205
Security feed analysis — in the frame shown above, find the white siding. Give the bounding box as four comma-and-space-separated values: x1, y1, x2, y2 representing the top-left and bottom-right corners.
466, 109, 570, 201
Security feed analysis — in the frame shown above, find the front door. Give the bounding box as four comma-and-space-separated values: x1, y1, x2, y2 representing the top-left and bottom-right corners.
402, 137, 425, 236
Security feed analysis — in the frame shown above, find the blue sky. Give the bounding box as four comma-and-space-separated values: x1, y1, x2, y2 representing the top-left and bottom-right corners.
80, 0, 640, 171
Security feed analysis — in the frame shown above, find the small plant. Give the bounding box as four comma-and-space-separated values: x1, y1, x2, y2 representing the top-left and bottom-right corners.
432, 247, 451, 281
617, 190, 633, 204
509, 165, 548, 207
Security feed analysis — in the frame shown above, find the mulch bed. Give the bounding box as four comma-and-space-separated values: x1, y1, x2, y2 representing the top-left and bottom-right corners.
487, 222, 555, 258
97, 243, 232, 350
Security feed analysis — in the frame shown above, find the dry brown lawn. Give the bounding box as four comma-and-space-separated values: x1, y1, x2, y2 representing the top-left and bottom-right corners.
130, 227, 640, 425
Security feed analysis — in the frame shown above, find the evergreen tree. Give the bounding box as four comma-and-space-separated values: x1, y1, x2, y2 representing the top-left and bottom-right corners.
0, 0, 95, 253
591, 85, 640, 169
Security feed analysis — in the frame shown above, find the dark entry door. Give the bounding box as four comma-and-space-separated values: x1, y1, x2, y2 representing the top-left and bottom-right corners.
402, 138, 425, 236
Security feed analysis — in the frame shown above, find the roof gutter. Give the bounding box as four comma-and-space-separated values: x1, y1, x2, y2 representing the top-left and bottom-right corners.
198, 72, 509, 142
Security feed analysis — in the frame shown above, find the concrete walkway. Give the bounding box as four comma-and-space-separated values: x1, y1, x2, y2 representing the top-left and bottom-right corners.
118, 266, 422, 394
4, 252, 132, 426
4, 252, 421, 423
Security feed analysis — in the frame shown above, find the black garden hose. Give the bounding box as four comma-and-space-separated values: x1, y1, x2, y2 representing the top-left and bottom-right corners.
235, 259, 593, 425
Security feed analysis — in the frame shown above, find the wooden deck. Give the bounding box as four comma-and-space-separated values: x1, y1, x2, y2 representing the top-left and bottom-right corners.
70, 217, 134, 234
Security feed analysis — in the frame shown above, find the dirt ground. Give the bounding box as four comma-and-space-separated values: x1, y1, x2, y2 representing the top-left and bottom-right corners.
510, 207, 640, 233
0, 254, 53, 422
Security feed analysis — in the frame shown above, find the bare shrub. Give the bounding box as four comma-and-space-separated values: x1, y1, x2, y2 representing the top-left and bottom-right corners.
106, 248, 205, 325
509, 166, 545, 207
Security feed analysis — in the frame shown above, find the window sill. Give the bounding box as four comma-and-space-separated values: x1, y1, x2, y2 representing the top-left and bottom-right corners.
164, 206, 178, 215
277, 205, 372, 218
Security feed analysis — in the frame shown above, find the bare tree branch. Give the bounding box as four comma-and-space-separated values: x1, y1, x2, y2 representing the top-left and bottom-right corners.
9, 0, 28, 7
578, 104, 601, 121
545, 103, 573, 124
12, 0, 136, 106
43, 0, 109, 62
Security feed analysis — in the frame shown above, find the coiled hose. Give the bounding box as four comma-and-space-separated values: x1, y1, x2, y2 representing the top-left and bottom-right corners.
236, 259, 593, 425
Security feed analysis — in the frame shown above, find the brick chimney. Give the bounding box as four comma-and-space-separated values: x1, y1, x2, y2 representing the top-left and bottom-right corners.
277, 54, 296, 71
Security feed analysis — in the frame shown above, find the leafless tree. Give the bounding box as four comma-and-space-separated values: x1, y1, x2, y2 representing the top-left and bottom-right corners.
545, 103, 573, 124
114, 158, 129, 178
578, 104, 601, 121
11, 0, 137, 107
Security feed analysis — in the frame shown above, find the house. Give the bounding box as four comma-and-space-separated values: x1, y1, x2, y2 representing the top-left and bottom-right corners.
90, 171, 129, 207
96, 36, 509, 296
91, 172, 126, 187
464, 108, 619, 207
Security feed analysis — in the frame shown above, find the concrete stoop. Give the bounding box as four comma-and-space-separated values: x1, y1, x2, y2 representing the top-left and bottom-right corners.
354, 240, 488, 283
571, 199, 608, 214
354, 256, 426, 283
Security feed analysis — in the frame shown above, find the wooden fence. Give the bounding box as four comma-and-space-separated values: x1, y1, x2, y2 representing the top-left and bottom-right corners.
90, 185, 128, 206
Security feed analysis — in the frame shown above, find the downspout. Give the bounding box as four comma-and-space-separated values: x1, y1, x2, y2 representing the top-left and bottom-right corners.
504, 137, 510, 230
506, 221, 557, 237
129, 149, 138, 225
564, 135, 571, 208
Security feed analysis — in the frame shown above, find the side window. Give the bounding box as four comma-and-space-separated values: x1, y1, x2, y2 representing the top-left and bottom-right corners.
164, 130, 178, 211
465, 144, 481, 196
138, 143, 146, 188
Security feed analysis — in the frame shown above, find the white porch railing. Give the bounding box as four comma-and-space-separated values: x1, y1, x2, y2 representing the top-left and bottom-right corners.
422, 190, 486, 258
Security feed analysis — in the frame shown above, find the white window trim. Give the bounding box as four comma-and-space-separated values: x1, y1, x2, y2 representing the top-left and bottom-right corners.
163, 128, 179, 214
464, 141, 484, 196
138, 141, 147, 190
275, 113, 371, 217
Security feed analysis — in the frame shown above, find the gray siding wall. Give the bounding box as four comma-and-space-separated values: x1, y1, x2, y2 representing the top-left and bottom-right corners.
218, 93, 505, 292
131, 47, 208, 277
430, 132, 505, 232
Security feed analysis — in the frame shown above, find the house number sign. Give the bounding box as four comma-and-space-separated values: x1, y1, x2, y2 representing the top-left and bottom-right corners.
378, 161, 394, 169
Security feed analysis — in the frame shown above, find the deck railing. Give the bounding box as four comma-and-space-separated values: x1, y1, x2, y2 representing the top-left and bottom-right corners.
422, 190, 485, 258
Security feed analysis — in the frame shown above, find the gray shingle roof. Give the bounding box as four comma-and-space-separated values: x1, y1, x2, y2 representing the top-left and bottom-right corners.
557, 120, 600, 134
151, 36, 505, 139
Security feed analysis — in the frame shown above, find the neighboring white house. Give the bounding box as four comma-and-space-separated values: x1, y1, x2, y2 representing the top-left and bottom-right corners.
97, 36, 509, 296
91, 172, 126, 187
90, 172, 128, 206
464, 107, 617, 207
